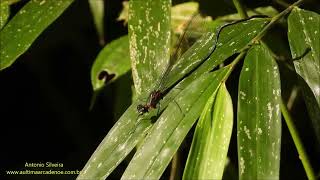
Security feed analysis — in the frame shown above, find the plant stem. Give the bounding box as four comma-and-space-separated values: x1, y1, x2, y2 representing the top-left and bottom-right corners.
224, 51, 247, 81
287, 86, 299, 110
280, 99, 316, 180
252, 0, 304, 43
232, 0, 248, 18
169, 152, 179, 180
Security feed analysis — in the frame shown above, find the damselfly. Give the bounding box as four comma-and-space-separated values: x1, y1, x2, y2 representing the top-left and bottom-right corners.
136, 14, 268, 116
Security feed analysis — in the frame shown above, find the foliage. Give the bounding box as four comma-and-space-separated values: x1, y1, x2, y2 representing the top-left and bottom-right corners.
0, 0, 319, 179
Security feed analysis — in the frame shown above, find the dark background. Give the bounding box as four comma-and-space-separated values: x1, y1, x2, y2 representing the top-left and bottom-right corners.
1, 0, 319, 179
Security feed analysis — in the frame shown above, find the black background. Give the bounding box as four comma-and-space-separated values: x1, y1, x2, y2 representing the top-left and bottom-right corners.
1, 0, 319, 179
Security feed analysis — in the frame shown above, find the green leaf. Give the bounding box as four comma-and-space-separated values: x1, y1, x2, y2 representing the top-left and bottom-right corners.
129, 0, 171, 96
91, 35, 130, 92
77, 101, 153, 180
162, 18, 270, 91
287, 8, 320, 142
0, 0, 74, 70
90, 35, 130, 110
288, 8, 319, 106
78, 17, 270, 180
121, 67, 231, 179
0, 1, 9, 29
183, 83, 233, 180
238, 43, 281, 180
89, 0, 105, 45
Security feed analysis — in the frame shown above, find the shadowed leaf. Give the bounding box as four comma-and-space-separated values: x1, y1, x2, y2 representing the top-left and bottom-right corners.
0, 0, 74, 70
288, 7, 320, 143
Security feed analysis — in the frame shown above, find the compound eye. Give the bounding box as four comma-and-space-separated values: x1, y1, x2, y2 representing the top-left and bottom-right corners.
137, 104, 143, 111
137, 104, 148, 115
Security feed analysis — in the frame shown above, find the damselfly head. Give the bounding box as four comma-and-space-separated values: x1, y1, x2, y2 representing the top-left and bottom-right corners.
137, 104, 148, 115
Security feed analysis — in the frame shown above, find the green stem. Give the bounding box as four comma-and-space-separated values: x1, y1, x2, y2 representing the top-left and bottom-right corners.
280, 99, 316, 180
169, 152, 179, 180
226, 0, 305, 79
252, 0, 304, 43
232, 0, 248, 18
224, 51, 247, 81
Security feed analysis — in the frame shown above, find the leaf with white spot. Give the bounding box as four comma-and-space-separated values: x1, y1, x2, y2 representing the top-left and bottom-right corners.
88, 0, 105, 45
121, 67, 230, 179
183, 83, 233, 180
288, 7, 320, 142
129, 0, 171, 96
162, 17, 270, 92
78, 14, 271, 180
77, 101, 153, 180
0, 0, 9, 29
238, 43, 281, 180
0, 0, 74, 70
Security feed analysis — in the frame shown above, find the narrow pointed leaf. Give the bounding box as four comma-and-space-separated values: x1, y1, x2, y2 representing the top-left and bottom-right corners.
0, 0, 74, 70
0, 1, 9, 29
183, 83, 233, 179
91, 35, 130, 92
288, 7, 319, 106
77, 102, 153, 180
129, 0, 171, 95
162, 18, 270, 91
121, 67, 230, 179
79, 16, 270, 180
287, 8, 320, 142
238, 44, 281, 180
89, 0, 105, 45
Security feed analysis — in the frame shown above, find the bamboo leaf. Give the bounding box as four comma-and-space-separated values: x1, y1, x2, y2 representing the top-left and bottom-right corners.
238, 43, 281, 180
287, 7, 320, 142
183, 83, 233, 179
78, 17, 270, 180
163, 18, 270, 91
0, 0, 74, 70
77, 101, 153, 180
121, 67, 231, 179
129, 0, 171, 96
89, 0, 105, 45
288, 8, 319, 106
91, 35, 130, 92
0, 1, 9, 29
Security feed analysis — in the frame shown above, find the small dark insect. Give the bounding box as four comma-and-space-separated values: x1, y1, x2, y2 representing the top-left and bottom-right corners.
137, 90, 163, 115
135, 14, 200, 116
